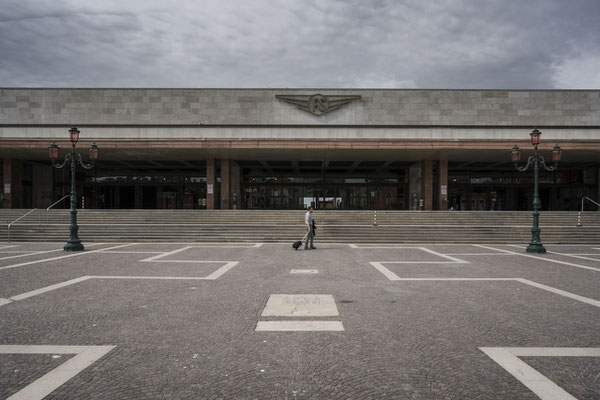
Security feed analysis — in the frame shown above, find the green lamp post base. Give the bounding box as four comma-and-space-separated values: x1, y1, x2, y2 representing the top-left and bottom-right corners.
526, 243, 546, 253
64, 240, 85, 252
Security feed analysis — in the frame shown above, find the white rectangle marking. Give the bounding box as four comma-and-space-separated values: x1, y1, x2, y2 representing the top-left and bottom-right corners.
91, 275, 219, 280
3, 262, 240, 305
0, 249, 63, 261
0, 345, 115, 400
97, 251, 163, 254
290, 269, 318, 274
0, 244, 137, 271
517, 278, 600, 308
477, 244, 600, 272
9, 276, 92, 302
140, 246, 191, 262
444, 253, 514, 256
370, 270, 600, 308
369, 262, 401, 280
419, 247, 469, 264
0, 298, 12, 306
261, 294, 339, 317
480, 347, 600, 400
204, 261, 240, 280
394, 278, 517, 281
255, 321, 344, 331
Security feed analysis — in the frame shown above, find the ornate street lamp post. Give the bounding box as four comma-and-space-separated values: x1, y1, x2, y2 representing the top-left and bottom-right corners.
512, 128, 562, 253
49, 127, 99, 251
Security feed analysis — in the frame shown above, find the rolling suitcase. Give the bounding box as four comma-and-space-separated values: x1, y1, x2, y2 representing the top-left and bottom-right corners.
292, 232, 309, 250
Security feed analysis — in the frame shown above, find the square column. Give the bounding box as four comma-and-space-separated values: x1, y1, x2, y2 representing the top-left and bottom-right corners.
438, 156, 448, 211
3, 159, 22, 209
423, 159, 433, 210
206, 158, 215, 210
221, 159, 230, 209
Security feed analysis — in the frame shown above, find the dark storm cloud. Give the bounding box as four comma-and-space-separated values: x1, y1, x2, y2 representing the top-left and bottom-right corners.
0, 0, 599, 88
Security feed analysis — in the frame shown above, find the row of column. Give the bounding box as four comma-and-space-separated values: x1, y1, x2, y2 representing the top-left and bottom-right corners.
3, 157, 446, 210
205, 159, 232, 210
2, 159, 21, 209
210, 158, 449, 211
422, 157, 448, 211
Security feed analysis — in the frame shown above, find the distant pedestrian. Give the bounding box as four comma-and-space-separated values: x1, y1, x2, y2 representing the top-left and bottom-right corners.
304, 206, 316, 250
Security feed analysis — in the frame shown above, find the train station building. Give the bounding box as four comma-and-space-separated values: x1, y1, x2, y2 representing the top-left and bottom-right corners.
1, 88, 599, 211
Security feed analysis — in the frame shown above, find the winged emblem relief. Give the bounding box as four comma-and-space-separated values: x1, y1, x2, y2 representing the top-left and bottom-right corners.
275, 94, 361, 116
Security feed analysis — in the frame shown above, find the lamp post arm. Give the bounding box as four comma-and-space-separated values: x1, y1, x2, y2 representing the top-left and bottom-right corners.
515, 156, 534, 172
538, 155, 558, 171
51, 153, 73, 169
76, 153, 95, 170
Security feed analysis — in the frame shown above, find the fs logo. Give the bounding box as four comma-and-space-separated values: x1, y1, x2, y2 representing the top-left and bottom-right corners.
276, 94, 361, 116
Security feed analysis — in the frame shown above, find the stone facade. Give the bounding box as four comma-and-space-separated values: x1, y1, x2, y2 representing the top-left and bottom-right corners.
1, 88, 599, 210
1, 88, 599, 127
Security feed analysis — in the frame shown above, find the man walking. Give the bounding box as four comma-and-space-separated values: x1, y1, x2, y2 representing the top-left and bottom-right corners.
304, 206, 316, 250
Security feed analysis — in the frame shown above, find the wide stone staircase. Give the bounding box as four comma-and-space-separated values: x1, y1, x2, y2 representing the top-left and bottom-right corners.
2, 209, 600, 244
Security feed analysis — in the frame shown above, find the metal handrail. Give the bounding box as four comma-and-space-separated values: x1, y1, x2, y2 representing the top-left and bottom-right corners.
46, 195, 70, 224
47, 195, 70, 212
7, 208, 40, 243
578, 197, 600, 227
581, 196, 600, 212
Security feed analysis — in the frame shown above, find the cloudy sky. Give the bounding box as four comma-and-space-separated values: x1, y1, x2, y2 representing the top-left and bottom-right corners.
1, 0, 599, 88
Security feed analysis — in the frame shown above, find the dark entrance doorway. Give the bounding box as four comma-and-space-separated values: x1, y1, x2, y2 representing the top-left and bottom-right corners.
119, 186, 135, 209
141, 186, 157, 209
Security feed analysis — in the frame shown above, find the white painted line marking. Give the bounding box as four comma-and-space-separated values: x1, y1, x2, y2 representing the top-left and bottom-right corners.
144, 260, 232, 264
517, 278, 600, 308
0, 298, 12, 306
538, 249, 600, 263
134, 243, 261, 249
261, 294, 339, 317
369, 262, 401, 280
478, 244, 600, 272
92, 275, 225, 280
9, 277, 92, 302
290, 269, 319, 274
350, 245, 423, 249
96, 251, 163, 254
367, 261, 599, 308
392, 278, 517, 281
0, 251, 53, 254
140, 246, 241, 264
1, 264, 242, 306
139, 247, 239, 270
353, 247, 469, 264
0, 245, 18, 250
255, 321, 344, 331
0, 249, 63, 261
419, 247, 469, 263
140, 246, 191, 262
444, 253, 515, 256
188, 245, 259, 248
480, 347, 600, 400
0, 243, 137, 271
348, 244, 358, 248
0, 345, 115, 400
204, 261, 240, 280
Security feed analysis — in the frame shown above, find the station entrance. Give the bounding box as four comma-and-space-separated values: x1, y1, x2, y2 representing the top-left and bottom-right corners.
14, 158, 598, 212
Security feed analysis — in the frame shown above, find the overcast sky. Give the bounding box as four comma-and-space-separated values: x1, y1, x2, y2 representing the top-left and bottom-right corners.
1, 0, 599, 89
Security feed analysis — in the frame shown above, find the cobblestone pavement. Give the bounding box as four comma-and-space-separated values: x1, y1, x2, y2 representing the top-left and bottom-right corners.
0, 241, 598, 399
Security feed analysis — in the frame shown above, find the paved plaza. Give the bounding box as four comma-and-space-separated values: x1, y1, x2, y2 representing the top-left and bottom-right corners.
0, 240, 598, 399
